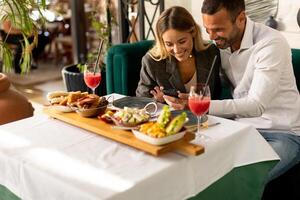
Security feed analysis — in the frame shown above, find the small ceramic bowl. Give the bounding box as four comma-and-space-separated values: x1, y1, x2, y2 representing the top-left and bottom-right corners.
75, 101, 108, 118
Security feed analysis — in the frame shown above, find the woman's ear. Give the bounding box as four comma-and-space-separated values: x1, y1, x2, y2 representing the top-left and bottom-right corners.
191, 27, 196, 37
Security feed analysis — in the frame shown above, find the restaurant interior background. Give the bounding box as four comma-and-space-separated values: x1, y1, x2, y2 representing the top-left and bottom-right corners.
0, 1, 299, 199
2, 0, 300, 111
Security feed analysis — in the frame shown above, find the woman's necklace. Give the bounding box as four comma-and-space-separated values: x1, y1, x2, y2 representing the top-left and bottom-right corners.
178, 56, 196, 83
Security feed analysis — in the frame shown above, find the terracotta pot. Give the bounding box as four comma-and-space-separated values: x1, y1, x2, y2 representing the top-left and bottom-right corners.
0, 73, 10, 92
0, 73, 34, 124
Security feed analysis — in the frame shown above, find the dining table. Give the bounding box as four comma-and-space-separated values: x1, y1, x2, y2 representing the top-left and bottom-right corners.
0, 93, 279, 200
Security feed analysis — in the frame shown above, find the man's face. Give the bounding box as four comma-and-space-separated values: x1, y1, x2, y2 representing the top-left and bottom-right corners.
202, 8, 244, 50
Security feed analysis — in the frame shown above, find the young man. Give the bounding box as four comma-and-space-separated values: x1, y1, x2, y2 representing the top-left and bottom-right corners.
201, 0, 300, 182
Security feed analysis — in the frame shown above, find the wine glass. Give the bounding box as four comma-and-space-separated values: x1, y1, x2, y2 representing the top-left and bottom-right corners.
83, 63, 101, 94
188, 84, 211, 143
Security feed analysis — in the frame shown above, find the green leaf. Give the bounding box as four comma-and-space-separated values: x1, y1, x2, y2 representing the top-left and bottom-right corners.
1, 0, 44, 73
77, 63, 85, 73
1, 43, 14, 72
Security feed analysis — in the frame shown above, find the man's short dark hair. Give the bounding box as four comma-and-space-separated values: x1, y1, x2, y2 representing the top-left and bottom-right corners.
201, 0, 245, 22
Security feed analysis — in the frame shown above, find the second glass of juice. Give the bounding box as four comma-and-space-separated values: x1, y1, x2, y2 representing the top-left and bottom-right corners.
188, 84, 211, 141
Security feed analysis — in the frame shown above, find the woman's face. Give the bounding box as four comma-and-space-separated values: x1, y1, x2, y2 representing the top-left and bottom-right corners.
162, 29, 194, 62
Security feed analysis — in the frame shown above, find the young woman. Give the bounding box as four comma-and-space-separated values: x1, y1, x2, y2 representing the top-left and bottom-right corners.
136, 6, 221, 110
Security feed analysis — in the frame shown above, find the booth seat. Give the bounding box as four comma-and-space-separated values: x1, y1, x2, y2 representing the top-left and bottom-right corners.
106, 41, 300, 97
106, 40, 154, 96
292, 48, 300, 91
263, 48, 300, 200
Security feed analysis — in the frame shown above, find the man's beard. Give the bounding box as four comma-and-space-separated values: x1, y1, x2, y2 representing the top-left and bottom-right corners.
214, 26, 240, 50
214, 37, 231, 49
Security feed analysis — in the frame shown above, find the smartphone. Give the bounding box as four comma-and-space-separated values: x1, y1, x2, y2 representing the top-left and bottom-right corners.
162, 89, 179, 97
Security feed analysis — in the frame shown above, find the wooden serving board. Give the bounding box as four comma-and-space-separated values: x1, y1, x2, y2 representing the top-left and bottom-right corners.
44, 108, 204, 156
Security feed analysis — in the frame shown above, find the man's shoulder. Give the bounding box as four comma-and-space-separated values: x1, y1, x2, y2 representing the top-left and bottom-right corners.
252, 22, 288, 47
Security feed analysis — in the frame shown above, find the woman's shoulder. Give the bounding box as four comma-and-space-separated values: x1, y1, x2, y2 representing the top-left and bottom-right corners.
142, 53, 167, 66
142, 52, 154, 61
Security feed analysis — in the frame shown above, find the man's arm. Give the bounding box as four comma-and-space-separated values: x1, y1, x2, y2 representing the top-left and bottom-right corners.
210, 37, 292, 118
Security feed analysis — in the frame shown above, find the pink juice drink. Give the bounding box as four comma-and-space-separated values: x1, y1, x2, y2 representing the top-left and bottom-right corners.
84, 73, 101, 89
188, 96, 210, 116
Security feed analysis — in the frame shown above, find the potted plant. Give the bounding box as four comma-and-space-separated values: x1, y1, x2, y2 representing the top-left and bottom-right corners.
0, 0, 46, 73
62, 62, 107, 96
61, 0, 116, 96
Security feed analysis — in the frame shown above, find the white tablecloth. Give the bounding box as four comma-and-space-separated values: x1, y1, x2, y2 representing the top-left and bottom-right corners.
0, 94, 279, 200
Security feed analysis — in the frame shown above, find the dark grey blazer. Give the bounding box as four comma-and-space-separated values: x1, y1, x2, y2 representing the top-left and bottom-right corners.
136, 44, 222, 99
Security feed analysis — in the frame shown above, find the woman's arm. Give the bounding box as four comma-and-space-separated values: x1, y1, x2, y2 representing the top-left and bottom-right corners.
136, 54, 157, 97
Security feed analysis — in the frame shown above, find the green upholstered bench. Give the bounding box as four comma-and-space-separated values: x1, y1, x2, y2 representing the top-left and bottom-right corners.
106, 40, 154, 96
292, 48, 300, 91
106, 41, 300, 97
262, 49, 300, 200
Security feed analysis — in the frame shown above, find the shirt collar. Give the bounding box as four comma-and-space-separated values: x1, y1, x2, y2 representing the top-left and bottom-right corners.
240, 17, 254, 50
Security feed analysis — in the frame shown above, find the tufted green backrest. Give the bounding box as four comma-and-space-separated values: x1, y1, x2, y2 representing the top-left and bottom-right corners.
106, 42, 300, 97
292, 48, 300, 91
106, 40, 154, 96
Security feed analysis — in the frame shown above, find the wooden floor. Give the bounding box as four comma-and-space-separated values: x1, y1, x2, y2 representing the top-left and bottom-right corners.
14, 78, 65, 105
10, 60, 66, 106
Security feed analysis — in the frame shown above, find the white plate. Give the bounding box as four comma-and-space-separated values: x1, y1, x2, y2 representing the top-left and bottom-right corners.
132, 129, 186, 146
49, 105, 73, 113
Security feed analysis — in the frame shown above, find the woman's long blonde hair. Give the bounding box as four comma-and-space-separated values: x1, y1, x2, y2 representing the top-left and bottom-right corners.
149, 6, 208, 61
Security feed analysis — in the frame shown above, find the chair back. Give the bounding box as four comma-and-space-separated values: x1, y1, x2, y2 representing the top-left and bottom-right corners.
292, 48, 300, 91
106, 40, 154, 95
106, 43, 300, 96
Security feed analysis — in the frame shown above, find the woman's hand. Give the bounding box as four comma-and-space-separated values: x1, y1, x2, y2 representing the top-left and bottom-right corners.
163, 92, 189, 110
150, 86, 165, 103
178, 92, 189, 100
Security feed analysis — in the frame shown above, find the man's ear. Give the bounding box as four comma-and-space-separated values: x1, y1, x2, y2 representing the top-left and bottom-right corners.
236, 11, 246, 28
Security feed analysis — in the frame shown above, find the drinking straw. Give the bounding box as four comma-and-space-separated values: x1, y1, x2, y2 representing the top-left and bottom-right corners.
202, 55, 217, 98
94, 39, 104, 75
